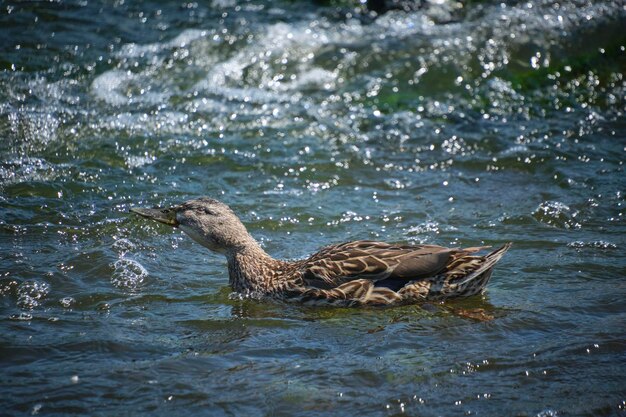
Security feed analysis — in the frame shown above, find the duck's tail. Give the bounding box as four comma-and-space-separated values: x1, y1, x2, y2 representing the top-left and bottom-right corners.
399, 242, 512, 301
452, 242, 512, 289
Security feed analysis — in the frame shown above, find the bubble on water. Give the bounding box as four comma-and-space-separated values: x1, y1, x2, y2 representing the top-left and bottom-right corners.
385, 178, 408, 189
532, 201, 581, 229
10, 312, 33, 321
536, 409, 558, 417
567, 241, 617, 250
59, 297, 76, 308
406, 221, 440, 236
97, 302, 111, 312
16, 281, 50, 309
501, 145, 530, 156
229, 290, 263, 301
111, 259, 148, 290
125, 154, 156, 169
112, 238, 136, 254
31, 403, 43, 415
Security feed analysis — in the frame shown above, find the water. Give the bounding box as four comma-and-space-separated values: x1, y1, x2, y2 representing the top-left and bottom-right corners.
1, 0, 625, 415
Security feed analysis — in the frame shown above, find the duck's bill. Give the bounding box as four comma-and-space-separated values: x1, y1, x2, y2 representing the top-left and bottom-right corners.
130, 207, 179, 227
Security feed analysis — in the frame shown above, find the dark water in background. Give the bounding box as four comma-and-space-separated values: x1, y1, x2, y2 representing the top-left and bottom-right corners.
1, 0, 625, 415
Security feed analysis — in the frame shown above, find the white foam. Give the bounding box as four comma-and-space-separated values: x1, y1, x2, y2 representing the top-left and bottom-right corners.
194, 20, 357, 99
279, 68, 337, 91
118, 29, 208, 58
91, 70, 133, 106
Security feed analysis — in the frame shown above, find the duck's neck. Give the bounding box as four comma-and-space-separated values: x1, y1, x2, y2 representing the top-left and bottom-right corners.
225, 241, 291, 294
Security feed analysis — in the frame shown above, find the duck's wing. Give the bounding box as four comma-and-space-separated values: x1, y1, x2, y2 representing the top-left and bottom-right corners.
300, 240, 459, 289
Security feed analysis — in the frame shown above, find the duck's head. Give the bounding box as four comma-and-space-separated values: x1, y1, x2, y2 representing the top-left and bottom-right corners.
130, 197, 253, 254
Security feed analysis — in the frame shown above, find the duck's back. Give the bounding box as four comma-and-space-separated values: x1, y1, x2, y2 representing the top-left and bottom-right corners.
290, 241, 511, 305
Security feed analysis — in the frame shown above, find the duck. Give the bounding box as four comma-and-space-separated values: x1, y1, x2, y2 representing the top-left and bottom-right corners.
130, 197, 511, 306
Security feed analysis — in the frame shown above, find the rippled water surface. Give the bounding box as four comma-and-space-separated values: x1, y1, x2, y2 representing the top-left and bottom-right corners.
1, 0, 625, 415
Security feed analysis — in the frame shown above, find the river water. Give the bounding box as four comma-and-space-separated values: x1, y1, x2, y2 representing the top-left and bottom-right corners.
1, 0, 625, 415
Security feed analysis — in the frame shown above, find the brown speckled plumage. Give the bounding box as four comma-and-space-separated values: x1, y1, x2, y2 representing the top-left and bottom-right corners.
131, 197, 511, 306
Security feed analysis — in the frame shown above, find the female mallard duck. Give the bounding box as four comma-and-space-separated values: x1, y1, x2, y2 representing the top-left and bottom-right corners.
131, 197, 511, 306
